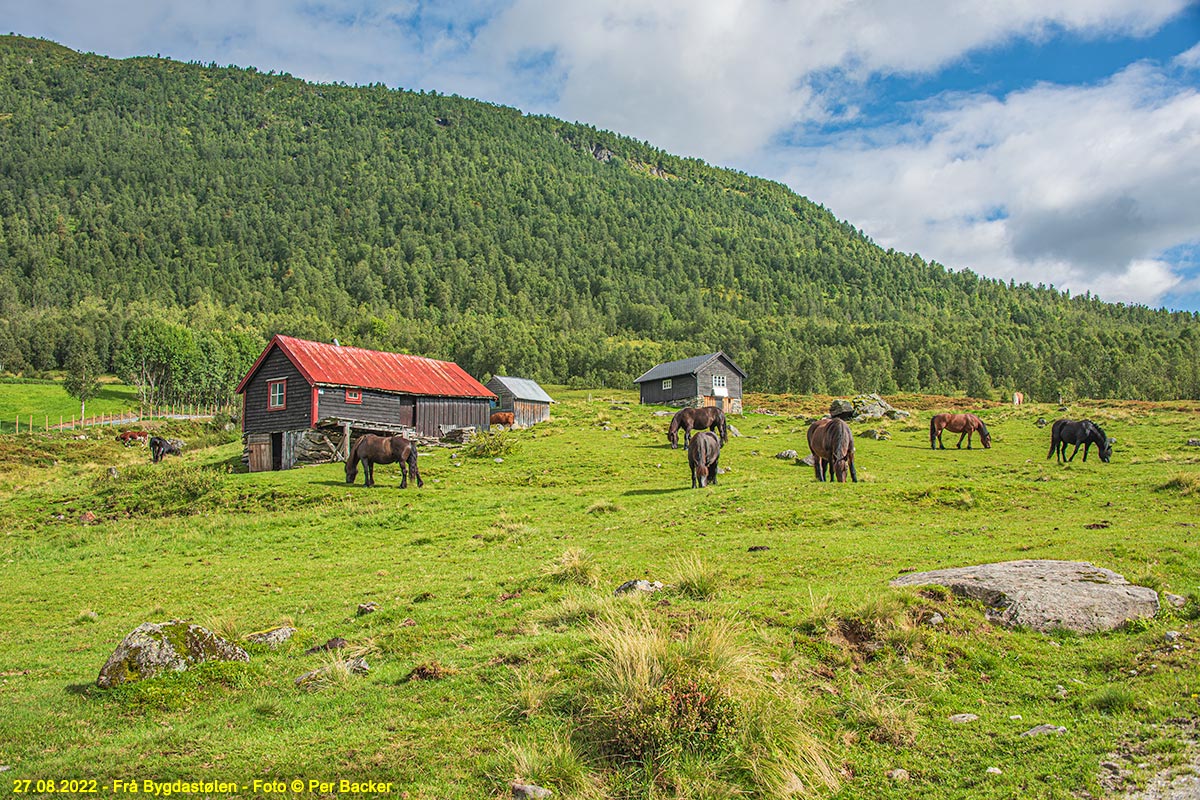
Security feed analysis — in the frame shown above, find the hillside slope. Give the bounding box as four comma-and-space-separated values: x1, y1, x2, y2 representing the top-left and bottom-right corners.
0, 36, 1196, 399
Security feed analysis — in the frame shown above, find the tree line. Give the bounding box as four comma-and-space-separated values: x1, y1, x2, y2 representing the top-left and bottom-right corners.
1, 35, 1197, 402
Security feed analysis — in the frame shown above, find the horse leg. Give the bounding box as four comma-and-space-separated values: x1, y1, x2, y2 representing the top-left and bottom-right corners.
956, 430, 966, 449
849, 455, 858, 483
813, 458, 824, 482
937, 429, 945, 449
1067, 443, 1080, 462
1081, 443, 1089, 462
409, 451, 423, 488
365, 460, 375, 487
710, 454, 719, 485
399, 460, 408, 489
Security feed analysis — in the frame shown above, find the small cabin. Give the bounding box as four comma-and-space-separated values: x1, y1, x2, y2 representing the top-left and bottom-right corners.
235, 335, 495, 471
634, 352, 746, 414
485, 376, 553, 427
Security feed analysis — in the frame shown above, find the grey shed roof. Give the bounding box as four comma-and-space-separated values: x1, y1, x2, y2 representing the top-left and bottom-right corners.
488, 376, 554, 403
633, 352, 747, 383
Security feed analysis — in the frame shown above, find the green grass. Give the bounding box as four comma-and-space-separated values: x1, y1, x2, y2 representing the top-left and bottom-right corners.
1, 388, 1199, 798
0, 377, 141, 434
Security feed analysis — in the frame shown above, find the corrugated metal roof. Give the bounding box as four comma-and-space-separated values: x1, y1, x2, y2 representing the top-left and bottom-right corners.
488, 376, 554, 403
236, 335, 495, 399
633, 352, 747, 383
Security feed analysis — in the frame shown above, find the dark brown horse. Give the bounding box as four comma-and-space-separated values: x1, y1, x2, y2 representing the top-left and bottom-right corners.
688, 430, 721, 488
1047, 419, 1112, 463
345, 434, 423, 488
930, 413, 991, 450
807, 418, 857, 483
667, 406, 728, 449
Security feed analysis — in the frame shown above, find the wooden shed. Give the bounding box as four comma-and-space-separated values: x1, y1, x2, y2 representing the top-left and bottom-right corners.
634, 352, 746, 414
485, 376, 553, 427
235, 335, 495, 471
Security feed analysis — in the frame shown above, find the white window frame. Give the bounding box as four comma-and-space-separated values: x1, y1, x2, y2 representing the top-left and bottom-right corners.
662, 378, 672, 390
712, 374, 727, 389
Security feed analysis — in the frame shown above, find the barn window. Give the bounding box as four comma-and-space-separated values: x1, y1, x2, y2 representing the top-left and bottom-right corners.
662, 378, 672, 390
345, 389, 363, 405
267, 379, 287, 410
712, 374, 727, 389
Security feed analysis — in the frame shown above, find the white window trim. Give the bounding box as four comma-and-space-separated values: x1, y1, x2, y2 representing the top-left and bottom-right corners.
662, 378, 672, 390
712, 374, 727, 389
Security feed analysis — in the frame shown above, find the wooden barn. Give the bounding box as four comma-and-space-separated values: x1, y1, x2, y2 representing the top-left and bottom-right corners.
235, 335, 495, 471
485, 376, 553, 427
634, 352, 746, 414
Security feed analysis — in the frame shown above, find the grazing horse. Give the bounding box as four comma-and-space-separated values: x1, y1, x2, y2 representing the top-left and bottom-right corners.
149, 436, 182, 463
807, 418, 857, 483
1047, 419, 1112, 463
688, 430, 721, 488
930, 413, 992, 450
667, 406, 728, 449
345, 434, 423, 488
117, 430, 150, 446
490, 411, 515, 427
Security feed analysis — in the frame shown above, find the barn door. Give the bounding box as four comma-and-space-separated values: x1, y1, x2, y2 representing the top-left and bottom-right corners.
247, 433, 272, 472
702, 395, 718, 408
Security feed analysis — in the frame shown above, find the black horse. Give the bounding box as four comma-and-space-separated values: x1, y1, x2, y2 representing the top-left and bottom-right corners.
149, 436, 182, 463
1047, 419, 1113, 463
345, 434, 423, 488
688, 430, 721, 488
807, 418, 857, 483
667, 407, 728, 449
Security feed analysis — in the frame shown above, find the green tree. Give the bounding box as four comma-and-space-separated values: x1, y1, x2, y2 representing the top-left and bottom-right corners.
63, 348, 102, 419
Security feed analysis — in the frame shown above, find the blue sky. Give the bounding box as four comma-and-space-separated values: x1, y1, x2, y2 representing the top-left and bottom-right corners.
6, 0, 1200, 312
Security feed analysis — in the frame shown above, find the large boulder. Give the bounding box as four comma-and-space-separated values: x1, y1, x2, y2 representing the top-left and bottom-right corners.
890, 560, 1159, 634
829, 399, 854, 419
96, 621, 250, 688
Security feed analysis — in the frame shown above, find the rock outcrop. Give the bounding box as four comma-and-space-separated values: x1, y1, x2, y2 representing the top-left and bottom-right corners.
97, 621, 249, 688
890, 560, 1159, 633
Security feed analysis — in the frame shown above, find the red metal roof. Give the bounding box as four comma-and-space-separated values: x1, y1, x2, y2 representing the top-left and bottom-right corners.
236, 335, 495, 399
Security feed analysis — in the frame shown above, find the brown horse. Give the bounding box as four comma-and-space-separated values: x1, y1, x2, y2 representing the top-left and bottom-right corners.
688, 430, 721, 488
807, 418, 857, 483
345, 434, 423, 488
667, 406, 728, 449
930, 413, 991, 450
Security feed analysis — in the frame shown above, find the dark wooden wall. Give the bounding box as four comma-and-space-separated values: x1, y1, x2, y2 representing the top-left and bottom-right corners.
317, 387, 416, 428
242, 348, 311, 434
696, 360, 743, 399
638, 374, 698, 405
416, 397, 491, 437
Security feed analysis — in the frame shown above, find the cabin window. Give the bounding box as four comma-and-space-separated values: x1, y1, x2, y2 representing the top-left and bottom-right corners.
712, 375, 727, 389
662, 379, 672, 390
267, 379, 287, 411
345, 389, 363, 405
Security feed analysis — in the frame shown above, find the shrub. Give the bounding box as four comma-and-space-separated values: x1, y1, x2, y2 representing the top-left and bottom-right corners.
544, 549, 600, 588
463, 430, 520, 458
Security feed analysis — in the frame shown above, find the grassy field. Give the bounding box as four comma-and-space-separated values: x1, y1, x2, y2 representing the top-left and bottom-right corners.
0, 388, 1198, 799
0, 378, 139, 434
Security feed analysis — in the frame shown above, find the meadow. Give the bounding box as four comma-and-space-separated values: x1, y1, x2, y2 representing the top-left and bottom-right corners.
0, 387, 1198, 799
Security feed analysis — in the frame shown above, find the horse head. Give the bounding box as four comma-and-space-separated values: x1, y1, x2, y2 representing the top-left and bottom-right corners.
978, 422, 992, 449
667, 429, 678, 449
1099, 438, 1114, 463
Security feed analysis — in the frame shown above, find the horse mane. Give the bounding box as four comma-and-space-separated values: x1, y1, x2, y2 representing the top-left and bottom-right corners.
829, 419, 852, 466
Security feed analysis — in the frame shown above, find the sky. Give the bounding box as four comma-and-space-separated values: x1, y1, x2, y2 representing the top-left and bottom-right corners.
6, 1, 1200, 312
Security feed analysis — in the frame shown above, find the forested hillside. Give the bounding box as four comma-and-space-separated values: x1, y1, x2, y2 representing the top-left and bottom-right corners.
1, 35, 1197, 402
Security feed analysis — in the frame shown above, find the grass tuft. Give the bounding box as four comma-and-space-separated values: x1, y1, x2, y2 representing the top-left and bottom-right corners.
544, 548, 601, 587
670, 555, 724, 600
1160, 472, 1200, 495
585, 499, 622, 514
1084, 686, 1137, 713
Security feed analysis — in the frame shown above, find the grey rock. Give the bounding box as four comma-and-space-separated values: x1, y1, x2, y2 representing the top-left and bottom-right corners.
1165, 593, 1188, 609
106, 467, 119, 479
0, 766, 10, 772
1021, 724, 1067, 736
949, 713, 979, 724
512, 783, 553, 799
305, 637, 348, 655
614, 579, 664, 596
886, 769, 910, 782
886, 409, 911, 420
652, 411, 674, 417
890, 560, 1159, 634
357, 602, 379, 616
494, 457, 504, 463
986, 767, 1003, 775
829, 399, 854, 419
727, 424, 740, 438
1187, 438, 1200, 447
776, 450, 799, 460
860, 428, 891, 441
245, 626, 296, 649
97, 621, 249, 688
1165, 631, 1181, 642
800, 454, 816, 466
925, 612, 945, 626
1035, 418, 1049, 428
294, 656, 369, 688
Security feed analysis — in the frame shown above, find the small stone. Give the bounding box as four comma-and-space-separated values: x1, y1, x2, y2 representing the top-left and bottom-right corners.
357, 602, 379, 616
0, 766, 10, 772
79, 511, 97, 524
886, 768, 910, 782
925, 612, 945, 627
748, 545, 770, 552
512, 783, 552, 799
1035, 418, 1048, 428
304, 637, 347, 655
614, 579, 664, 596
949, 713, 979, 724
775, 450, 799, 460
1164, 593, 1188, 609
1010, 714, 1022, 720
494, 457, 504, 463
1165, 631, 1181, 642
106, 467, 119, 479
245, 626, 296, 649
1187, 439, 1200, 447
1021, 724, 1067, 737
1054, 685, 1068, 698
400, 618, 416, 627
986, 767, 1002, 775
1128, 669, 1138, 676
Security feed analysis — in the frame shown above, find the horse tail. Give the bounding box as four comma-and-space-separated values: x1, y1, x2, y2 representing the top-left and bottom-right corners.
345, 439, 360, 483
407, 444, 423, 488
830, 421, 853, 481
1046, 422, 1059, 460
719, 411, 728, 444
929, 415, 937, 448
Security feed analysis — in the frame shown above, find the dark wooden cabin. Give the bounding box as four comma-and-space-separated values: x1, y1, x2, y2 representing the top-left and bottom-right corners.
633, 352, 746, 414
485, 376, 553, 427
235, 335, 495, 471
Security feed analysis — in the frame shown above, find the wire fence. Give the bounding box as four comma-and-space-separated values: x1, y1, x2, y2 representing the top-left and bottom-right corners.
5, 404, 236, 435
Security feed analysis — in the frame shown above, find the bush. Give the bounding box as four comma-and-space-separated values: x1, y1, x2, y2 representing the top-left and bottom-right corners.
462, 429, 520, 458
544, 549, 600, 588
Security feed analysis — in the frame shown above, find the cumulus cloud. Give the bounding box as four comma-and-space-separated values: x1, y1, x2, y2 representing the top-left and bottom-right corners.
774, 63, 1200, 305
